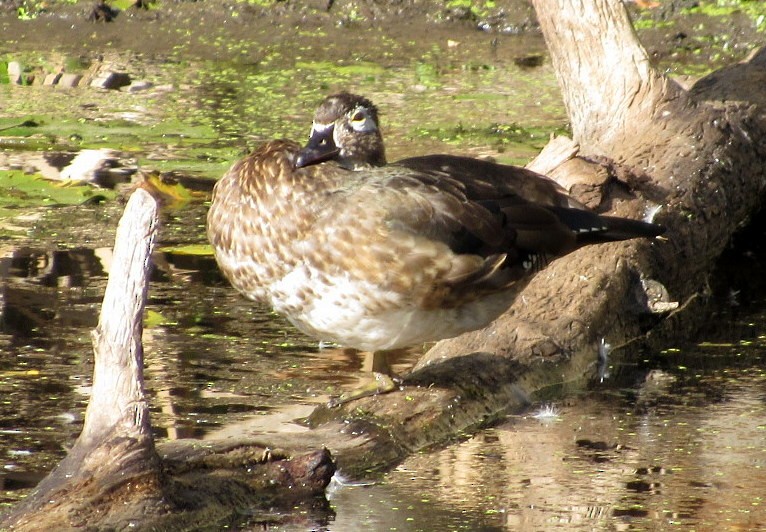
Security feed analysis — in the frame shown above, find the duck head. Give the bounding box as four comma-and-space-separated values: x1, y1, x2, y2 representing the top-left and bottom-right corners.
296, 92, 387, 170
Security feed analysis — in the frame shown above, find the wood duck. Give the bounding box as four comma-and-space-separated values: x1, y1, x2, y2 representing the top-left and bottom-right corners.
207, 93, 663, 403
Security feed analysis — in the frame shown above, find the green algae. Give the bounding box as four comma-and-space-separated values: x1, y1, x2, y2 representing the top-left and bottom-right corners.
3, 0, 755, 223
682, 0, 766, 31
0, 170, 115, 233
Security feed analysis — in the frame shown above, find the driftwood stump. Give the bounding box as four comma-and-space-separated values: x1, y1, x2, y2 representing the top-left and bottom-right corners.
1, 188, 335, 531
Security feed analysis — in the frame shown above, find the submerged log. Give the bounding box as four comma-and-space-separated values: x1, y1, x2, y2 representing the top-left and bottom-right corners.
1, 187, 335, 531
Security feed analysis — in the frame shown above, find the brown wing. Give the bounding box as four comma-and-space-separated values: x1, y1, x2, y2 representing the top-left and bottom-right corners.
398, 154, 584, 209
397, 154, 662, 250
306, 165, 544, 309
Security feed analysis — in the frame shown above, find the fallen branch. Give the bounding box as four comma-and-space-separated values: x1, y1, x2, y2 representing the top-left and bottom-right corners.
265, 2, 766, 475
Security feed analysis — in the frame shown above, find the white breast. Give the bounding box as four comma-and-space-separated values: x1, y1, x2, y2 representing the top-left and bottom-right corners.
268, 264, 512, 351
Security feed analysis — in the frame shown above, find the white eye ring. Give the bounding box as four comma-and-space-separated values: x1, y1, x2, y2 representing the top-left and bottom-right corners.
348, 109, 376, 133
312, 121, 333, 133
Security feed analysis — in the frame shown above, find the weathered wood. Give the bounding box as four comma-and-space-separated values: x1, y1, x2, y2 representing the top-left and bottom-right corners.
280, 0, 766, 475
2, 188, 161, 530
532, 0, 687, 155
86, 187, 156, 443
1, 187, 335, 531
416, 1, 766, 385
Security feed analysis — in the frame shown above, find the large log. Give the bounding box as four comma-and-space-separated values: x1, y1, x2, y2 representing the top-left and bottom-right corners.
276, 0, 766, 475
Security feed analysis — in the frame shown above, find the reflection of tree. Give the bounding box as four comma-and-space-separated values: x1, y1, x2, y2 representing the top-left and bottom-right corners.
0, 248, 108, 342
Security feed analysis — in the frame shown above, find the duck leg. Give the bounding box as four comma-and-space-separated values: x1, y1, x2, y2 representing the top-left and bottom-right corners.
328, 350, 402, 407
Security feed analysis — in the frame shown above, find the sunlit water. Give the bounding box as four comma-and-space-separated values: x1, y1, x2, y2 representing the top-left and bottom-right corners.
3, 151, 766, 532
330, 360, 766, 530
1, 13, 765, 530
4, 222, 766, 531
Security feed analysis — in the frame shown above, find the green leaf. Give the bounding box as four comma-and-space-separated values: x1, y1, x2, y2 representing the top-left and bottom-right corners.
158, 243, 214, 256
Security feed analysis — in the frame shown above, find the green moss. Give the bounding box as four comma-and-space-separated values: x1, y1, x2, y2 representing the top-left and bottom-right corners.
414, 62, 442, 88
0, 170, 116, 222
682, 0, 766, 31
158, 243, 214, 256
632, 18, 675, 30
1, 27, 570, 194
111, 0, 135, 9
445, 0, 499, 19
144, 309, 177, 328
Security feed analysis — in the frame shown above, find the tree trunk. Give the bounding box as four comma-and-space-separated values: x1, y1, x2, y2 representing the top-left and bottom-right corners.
533, 0, 686, 155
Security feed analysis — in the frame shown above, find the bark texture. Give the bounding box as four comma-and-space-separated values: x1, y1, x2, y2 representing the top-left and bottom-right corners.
293, 0, 766, 475
3, 187, 161, 530
534, 0, 686, 155
1, 188, 335, 531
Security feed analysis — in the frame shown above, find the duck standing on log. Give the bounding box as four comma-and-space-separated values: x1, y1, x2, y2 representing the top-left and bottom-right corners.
207, 92, 663, 404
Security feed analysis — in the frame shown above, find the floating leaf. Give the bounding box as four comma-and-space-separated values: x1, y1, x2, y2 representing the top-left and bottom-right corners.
0, 369, 41, 378
159, 243, 214, 256
141, 170, 209, 205
144, 309, 177, 328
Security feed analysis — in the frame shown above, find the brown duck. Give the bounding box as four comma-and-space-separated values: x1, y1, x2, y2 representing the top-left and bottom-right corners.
207, 93, 663, 398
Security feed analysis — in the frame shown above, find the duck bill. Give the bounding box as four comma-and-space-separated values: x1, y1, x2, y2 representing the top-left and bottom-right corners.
295, 126, 340, 168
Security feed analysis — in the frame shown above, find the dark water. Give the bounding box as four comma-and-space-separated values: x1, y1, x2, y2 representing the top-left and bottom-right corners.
2, 10, 765, 529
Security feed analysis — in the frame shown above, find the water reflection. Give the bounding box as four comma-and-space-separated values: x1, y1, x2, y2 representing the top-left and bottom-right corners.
351, 359, 765, 530
1, 247, 106, 341
0, 222, 342, 494
0, 215, 277, 496
0, 149, 136, 187
1, 31, 764, 523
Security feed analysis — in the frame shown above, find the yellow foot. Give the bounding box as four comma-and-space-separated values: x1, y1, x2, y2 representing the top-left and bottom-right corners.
328, 372, 399, 407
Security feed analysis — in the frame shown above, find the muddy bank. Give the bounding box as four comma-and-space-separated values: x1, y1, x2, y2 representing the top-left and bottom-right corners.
1, 0, 537, 61
0, 0, 761, 72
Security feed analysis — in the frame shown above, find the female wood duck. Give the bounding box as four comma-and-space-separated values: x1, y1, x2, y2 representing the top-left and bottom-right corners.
207, 93, 663, 402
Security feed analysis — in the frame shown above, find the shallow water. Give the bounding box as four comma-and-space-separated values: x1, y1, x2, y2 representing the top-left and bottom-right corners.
2, 5, 765, 530
3, 205, 766, 530
331, 357, 766, 530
